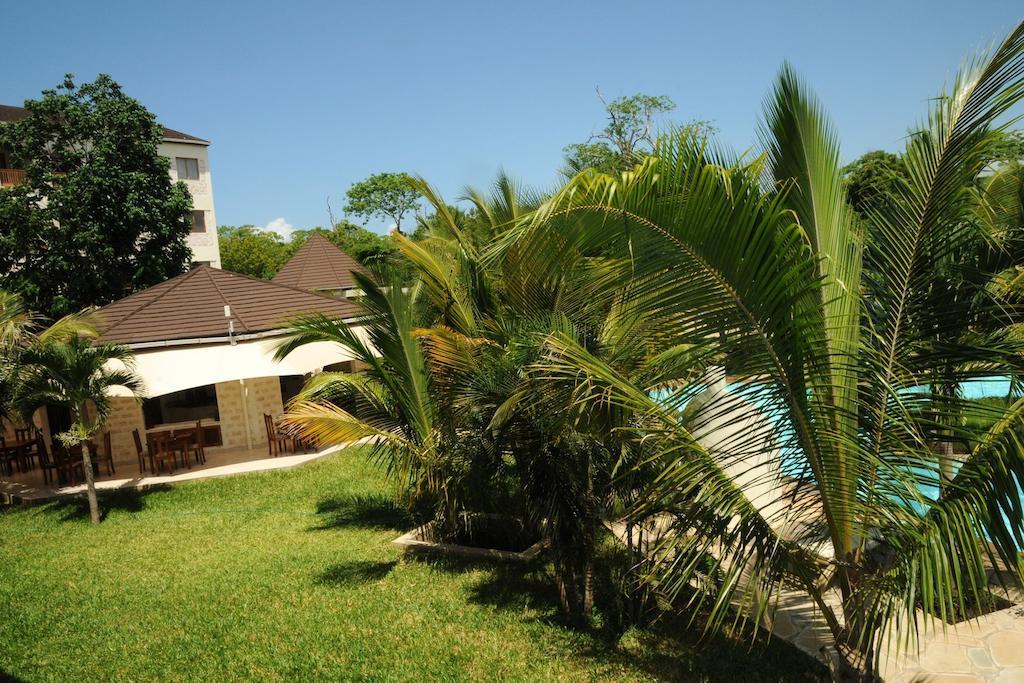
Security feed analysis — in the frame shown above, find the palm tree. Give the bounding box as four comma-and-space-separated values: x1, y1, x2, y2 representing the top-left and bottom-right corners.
502, 22, 1024, 678
0, 289, 100, 428
15, 335, 142, 524
280, 174, 654, 624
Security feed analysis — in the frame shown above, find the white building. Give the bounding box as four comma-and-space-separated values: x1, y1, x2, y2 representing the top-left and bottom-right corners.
0, 104, 222, 268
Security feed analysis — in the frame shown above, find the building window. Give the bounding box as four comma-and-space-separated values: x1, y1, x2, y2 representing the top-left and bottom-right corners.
176, 157, 200, 180
191, 210, 206, 233
143, 384, 220, 429
191, 261, 211, 269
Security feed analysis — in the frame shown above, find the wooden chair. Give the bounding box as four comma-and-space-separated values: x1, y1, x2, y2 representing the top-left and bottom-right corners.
52, 445, 86, 487
173, 422, 205, 466
94, 431, 116, 476
16, 428, 40, 471
132, 429, 148, 474
37, 435, 60, 486
264, 414, 293, 457
0, 436, 19, 476
188, 420, 207, 465
147, 432, 179, 475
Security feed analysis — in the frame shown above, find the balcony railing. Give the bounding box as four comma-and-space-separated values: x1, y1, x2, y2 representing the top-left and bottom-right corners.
0, 168, 25, 187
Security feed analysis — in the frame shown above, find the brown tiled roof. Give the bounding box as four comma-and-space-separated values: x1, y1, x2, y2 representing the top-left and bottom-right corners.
272, 233, 372, 292
97, 266, 360, 345
0, 104, 209, 145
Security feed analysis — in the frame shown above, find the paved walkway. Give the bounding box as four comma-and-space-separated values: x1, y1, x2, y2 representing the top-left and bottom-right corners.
0, 445, 344, 504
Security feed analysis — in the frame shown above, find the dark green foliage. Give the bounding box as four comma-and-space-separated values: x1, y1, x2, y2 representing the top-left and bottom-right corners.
988, 129, 1024, 165
217, 225, 290, 279
218, 220, 408, 280
842, 150, 909, 216
0, 75, 193, 317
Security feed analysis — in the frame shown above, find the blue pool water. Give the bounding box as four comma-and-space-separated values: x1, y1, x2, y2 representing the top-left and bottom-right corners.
661, 375, 1017, 500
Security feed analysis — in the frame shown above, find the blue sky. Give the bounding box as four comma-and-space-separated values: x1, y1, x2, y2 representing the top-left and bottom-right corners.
3, 1, 1022, 233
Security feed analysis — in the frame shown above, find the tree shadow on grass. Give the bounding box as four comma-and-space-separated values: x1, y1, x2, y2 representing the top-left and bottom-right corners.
315, 560, 397, 587
0, 669, 26, 682
407, 553, 828, 682
46, 485, 173, 523
310, 493, 412, 531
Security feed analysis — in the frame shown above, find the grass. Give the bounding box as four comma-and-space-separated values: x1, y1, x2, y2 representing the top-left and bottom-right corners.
0, 447, 826, 682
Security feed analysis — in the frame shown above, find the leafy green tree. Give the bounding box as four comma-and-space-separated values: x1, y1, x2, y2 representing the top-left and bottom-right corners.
15, 334, 142, 524
0, 75, 193, 317
344, 172, 421, 234
988, 129, 1024, 165
842, 150, 909, 216
218, 225, 290, 279
564, 91, 713, 174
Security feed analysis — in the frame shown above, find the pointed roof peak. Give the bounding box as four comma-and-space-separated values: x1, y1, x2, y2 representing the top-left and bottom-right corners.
272, 234, 371, 292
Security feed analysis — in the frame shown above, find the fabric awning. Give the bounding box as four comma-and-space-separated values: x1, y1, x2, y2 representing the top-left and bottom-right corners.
106, 335, 364, 398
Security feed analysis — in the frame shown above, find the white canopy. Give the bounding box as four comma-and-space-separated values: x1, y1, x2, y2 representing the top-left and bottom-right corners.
107, 332, 368, 398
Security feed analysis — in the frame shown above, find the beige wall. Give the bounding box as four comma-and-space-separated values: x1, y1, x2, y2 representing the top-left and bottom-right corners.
159, 139, 221, 268
103, 377, 283, 461
104, 397, 147, 464
214, 376, 285, 451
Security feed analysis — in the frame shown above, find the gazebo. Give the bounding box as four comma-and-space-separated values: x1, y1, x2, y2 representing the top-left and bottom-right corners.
70, 265, 367, 460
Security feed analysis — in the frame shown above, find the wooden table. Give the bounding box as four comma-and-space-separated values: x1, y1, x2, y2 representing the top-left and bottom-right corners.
1, 439, 37, 475
145, 429, 195, 472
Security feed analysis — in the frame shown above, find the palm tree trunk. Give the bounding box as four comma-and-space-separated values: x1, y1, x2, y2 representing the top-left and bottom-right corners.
938, 439, 956, 487
79, 438, 100, 524
74, 403, 100, 524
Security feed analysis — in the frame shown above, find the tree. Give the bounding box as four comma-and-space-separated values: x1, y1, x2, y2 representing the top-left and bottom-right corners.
343, 172, 421, 234
218, 225, 290, 279
278, 173, 626, 625
843, 131, 1023, 217
508, 23, 1024, 677
15, 334, 142, 524
988, 129, 1024, 165
563, 91, 713, 174
0, 75, 193, 318
0, 289, 100, 428
842, 150, 909, 216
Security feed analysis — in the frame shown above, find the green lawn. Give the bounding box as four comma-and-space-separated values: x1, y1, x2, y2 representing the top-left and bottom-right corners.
0, 448, 826, 681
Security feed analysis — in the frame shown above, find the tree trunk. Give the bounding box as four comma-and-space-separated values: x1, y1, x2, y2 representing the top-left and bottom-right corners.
938, 439, 956, 490
79, 437, 100, 524
582, 552, 594, 620
74, 402, 100, 525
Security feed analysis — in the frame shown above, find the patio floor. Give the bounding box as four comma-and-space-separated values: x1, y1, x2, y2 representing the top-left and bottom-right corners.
0, 442, 345, 505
